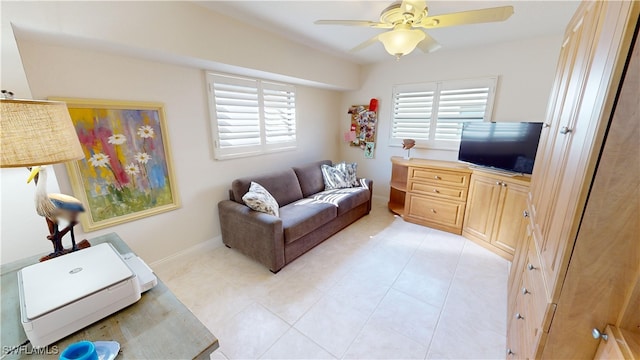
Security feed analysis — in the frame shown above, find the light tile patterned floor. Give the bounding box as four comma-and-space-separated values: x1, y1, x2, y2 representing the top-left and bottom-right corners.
154, 199, 509, 359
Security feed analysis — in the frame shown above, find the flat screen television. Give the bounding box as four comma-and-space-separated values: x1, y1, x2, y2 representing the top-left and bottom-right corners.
458, 122, 543, 175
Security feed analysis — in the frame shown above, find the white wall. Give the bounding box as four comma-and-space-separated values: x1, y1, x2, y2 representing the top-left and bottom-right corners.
340, 35, 563, 198
0, 1, 347, 264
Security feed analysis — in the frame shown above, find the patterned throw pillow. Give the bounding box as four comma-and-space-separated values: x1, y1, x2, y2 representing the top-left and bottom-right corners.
321, 164, 352, 190
242, 182, 279, 217
336, 162, 358, 187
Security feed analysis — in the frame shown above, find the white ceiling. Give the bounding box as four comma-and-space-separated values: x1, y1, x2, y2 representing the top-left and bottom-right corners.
195, 1, 580, 64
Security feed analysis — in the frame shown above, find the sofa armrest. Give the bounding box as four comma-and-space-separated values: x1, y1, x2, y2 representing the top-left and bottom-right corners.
358, 178, 373, 213
218, 200, 285, 272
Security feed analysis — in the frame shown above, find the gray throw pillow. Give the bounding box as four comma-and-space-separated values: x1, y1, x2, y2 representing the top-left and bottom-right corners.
242, 182, 279, 217
321, 164, 351, 190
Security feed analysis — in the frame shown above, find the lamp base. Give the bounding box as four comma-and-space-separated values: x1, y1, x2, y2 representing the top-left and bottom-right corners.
39, 239, 91, 262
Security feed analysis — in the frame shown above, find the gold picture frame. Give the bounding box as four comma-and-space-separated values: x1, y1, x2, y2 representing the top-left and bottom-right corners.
51, 98, 180, 231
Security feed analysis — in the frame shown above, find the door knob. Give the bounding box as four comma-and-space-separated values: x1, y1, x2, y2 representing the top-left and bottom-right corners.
523, 210, 530, 218
433, 189, 439, 193
515, 313, 524, 320
506, 349, 514, 356
496, 181, 502, 185
592, 328, 608, 341
522, 287, 530, 295
560, 126, 572, 134
527, 263, 536, 271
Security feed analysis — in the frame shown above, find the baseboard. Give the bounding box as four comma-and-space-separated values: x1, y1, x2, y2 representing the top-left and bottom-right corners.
149, 235, 223, 268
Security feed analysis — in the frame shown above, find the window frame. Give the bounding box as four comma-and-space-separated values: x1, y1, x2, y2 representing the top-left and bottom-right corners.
390, 76, 498, 151
207, 73, 297, 160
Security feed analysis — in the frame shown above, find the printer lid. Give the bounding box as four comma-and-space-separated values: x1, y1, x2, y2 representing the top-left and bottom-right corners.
19, 243, 135, 320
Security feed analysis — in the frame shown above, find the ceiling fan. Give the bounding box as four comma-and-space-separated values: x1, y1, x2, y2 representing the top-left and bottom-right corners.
315, 0, 514, 59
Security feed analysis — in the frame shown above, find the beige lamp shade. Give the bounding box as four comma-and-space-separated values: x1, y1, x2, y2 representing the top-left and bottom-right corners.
0, 99, 84, 168
379, 25, 426, 58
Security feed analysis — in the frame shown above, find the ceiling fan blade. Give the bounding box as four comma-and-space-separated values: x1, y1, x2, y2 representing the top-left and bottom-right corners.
418, 6, 514, 29
417, 32, 442, 53
314, 20, 393, 29
350, 35, 381, 53
401, 0, 427, 17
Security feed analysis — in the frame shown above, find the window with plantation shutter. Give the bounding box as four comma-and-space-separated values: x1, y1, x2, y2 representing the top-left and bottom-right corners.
391, 77, 497, 150
207, 73, 297, 159
263, 82, 296, 145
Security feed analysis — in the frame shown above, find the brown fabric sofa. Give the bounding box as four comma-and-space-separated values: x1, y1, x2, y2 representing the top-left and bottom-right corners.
218, 160, 373, 272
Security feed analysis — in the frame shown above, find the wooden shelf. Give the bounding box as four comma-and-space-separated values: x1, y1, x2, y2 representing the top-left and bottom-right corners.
388, 202, 404, 216
390, 180, 406, 191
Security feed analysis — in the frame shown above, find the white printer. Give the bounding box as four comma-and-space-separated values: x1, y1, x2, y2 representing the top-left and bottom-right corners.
17, 243, 156, 348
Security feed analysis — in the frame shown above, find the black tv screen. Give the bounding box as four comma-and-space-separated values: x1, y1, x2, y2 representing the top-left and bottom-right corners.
458, 122, 543, 174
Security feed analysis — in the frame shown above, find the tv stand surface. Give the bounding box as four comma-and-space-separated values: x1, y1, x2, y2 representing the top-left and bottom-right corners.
467, 164, 528, 178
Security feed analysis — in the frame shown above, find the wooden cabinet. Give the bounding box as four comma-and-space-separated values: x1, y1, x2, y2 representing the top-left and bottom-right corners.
388, 157, 471, 235
506, 2, 639, 359
593, 326, 640, 360
463, 171, 529, 260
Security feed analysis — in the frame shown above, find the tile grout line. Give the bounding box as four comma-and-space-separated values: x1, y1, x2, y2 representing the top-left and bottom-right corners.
257, 220, 391, 360
339, 225, 429, 359
422, 238, 469, 359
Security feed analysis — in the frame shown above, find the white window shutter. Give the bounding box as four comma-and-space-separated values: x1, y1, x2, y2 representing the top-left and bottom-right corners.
210, 75, 261, 150
207, 73, 298, 159
262, 82, 296, 147
391, 77, 497, 150
391, 84, 436, 142
435, 86, 491, 141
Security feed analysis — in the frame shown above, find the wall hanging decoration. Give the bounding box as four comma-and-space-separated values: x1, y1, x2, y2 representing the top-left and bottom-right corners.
50, 98, 180, 231
347, 98, 378, 158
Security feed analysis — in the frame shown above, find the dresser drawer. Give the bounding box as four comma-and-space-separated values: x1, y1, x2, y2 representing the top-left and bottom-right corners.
407, 181, 468, 201
405, 194, 465, 229
409, 167, 470, 188
523, 238, 551, 333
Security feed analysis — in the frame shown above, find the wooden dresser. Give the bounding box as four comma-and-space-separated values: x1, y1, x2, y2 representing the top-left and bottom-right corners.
389, 157, 529, 260
389, 157, 471, 235
506, 1, 640, 359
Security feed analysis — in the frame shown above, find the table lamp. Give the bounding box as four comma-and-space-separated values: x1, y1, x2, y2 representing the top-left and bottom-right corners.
1, 93, 89, 261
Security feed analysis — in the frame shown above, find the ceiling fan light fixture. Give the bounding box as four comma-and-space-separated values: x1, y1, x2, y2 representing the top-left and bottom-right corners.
378, 27, 426, 58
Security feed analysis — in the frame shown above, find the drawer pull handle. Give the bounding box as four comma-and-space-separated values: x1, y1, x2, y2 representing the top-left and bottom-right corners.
515, 313, 524, 320
434, 176, 441, 180
527, 263, 536, 271
592, 328, 608, 341
560, 126, 572, 134
506, 349, 514, 356
430, 209, 437, 213
433, 189, 439, 193
522, 287, 530, 295
496, 181, 502, 185
543, 123, 550, 128
523, 210, 529, 218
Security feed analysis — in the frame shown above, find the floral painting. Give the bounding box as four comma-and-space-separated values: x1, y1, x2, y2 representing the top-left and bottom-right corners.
54, 98, 180, 231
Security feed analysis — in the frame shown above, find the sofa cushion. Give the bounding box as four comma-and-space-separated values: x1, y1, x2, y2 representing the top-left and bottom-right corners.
292, 160, 332, 197
312, 187, 370, 216
279, 199, 337, 244
242, 182, 279, 217
232, 169, 303, 207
